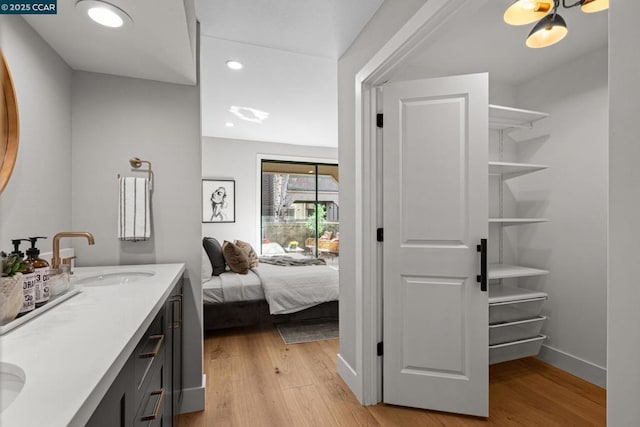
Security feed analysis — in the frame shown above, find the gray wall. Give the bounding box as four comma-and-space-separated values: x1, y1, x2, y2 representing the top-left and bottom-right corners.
70, 71, 203, 411
608, 1, 640, 424
0, 16, 72, 252
515, 48, 608, 386
1, 14, 204, 413
201, 137, 337, 256
337, 0, 426, 386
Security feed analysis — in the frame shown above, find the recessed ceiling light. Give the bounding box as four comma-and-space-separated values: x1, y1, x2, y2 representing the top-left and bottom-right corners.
76, 0, 133, 29
229, 106, 269, 124
225, 122, 234, 127
225, 60, 243, 70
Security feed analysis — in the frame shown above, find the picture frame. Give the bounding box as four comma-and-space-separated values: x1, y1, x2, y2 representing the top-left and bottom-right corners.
202, 179, 235, 223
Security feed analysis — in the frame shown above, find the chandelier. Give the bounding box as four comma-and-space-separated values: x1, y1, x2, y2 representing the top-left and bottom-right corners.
504, 0, 609, 48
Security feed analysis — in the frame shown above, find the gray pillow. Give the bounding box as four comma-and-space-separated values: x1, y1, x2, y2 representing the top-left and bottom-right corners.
203, 237, 226, 276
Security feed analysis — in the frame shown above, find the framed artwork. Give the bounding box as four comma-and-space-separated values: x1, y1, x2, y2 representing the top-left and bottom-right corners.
202, 179, 235, 223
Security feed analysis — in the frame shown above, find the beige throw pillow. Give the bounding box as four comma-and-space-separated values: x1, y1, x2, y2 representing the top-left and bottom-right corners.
235, 240, 259, 268
222, 240, 250, 274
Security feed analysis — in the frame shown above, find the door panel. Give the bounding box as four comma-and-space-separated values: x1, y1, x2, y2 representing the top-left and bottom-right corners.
402, 276, 465, 374
401, 97, 467, 244
382, 73, 488, 417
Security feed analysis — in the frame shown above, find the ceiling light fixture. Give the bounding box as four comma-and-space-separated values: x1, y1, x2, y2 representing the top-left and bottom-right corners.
580, 0, 609, 13
225, 122, 235, 127
225, 60, 243, 70
76, 0, 133, 28
229, 106, 269, 124
504, 0, 608, 48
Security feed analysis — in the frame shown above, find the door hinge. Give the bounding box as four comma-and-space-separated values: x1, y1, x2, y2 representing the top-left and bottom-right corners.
377, 341, 383, 356
376, 113, 383, 128
377, 228, 384, 242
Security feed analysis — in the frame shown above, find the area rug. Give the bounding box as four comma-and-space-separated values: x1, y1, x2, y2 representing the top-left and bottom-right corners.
276, 320, 339, 344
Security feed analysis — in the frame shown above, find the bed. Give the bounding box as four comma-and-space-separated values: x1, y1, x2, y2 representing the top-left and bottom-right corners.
202, 240, 339, 331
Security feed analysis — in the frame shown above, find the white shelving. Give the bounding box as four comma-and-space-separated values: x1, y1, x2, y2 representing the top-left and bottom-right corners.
489, 104, 548, 130
489, 263, 549, 280
489, 218, 549, 226
489, 161, 548, 179
487, 104, 550, 364
488, 285, 548, 304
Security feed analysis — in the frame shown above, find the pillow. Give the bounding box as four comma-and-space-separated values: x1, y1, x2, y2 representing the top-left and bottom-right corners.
201, 248, 213, 281
222, 240, 250, 274
261, 242, 286, 256
203, 237, 226, 276
235, 240, 259, 268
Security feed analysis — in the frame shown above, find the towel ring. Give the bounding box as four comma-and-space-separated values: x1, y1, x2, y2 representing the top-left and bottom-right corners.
117, 157, 153, 190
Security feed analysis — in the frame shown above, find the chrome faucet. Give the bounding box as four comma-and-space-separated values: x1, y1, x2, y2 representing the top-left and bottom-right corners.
51, 232, 95, 271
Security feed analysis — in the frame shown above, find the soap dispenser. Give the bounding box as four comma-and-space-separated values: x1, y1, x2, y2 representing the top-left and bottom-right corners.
25, 237, 50, 308
10, 239, 36, 317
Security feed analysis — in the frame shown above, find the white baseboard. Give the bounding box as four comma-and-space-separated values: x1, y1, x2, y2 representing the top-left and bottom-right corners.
538, 344, 606, 389
179, 374, 206, 414
337, 353, 363, 403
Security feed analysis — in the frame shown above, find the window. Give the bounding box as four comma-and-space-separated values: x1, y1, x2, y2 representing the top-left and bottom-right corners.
261, 160, 339, 259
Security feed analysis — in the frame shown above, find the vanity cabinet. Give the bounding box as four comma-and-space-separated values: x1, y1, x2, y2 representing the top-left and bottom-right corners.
87, 279, 183, 427
86, 358, 134, 427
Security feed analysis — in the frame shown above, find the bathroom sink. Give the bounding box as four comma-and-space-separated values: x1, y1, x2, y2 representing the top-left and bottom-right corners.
73, 271, 155, 287
0, 362, 25, 413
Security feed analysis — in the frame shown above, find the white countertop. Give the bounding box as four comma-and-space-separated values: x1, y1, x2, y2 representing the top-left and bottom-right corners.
0, 263, 185, 427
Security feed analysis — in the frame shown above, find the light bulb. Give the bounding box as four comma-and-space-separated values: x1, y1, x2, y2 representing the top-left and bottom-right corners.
504, 1, 553, 25
88, 7, 123, 27
581, 0, 609, 13
526, 14, 568, 48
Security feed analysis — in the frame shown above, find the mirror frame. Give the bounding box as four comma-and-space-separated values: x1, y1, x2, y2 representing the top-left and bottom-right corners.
0, 51, 19, 195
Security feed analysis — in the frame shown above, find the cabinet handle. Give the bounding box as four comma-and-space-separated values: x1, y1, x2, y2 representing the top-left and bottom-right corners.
170, 294, 183, 329
141, 389, 165, 421
476, 239, 488, 292
140, 334, 164, 358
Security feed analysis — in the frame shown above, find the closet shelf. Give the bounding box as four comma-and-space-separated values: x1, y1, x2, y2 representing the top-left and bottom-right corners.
488, 264, 549, 280
489, 104, 548, 130
489, 218, 549, 226
488, 284, 548, 304
489, 161, 548, 179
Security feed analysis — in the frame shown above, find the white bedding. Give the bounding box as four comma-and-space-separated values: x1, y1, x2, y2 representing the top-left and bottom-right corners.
252, 263, 339, 315
202, 269, 264, 304
202, 262, 339, 315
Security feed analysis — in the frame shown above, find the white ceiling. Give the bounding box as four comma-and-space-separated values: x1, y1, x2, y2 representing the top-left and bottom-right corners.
196, 0, 385, 59
391, 0, 608, 86
200, 36, 338, 147
22, 0, 608, 149
24, 0, 196, 85
196, 0, 384, 147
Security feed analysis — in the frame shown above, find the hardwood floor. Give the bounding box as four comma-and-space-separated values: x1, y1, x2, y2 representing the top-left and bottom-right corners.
178, 326, 605, 427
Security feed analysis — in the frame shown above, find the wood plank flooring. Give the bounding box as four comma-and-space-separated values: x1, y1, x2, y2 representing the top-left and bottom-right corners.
177, 326, 605, 427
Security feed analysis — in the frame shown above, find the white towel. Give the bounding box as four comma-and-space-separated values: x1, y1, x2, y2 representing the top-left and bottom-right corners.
118, 177, 151, 241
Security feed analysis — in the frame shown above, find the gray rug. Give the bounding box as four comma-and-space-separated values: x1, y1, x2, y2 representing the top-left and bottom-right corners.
276, 320, 339, 344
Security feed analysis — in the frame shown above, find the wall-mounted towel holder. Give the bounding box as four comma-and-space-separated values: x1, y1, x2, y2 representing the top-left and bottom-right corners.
117, 157, 153, 190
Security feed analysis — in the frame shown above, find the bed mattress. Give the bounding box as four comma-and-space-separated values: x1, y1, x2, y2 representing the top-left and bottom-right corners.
202, 270, 264, 304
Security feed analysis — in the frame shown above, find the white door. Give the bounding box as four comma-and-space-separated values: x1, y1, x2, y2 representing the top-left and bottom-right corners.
382, 73, 489, 417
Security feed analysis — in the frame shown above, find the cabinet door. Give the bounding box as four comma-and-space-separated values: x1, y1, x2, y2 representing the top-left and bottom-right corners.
87, 360, 134, 427
165, 282, 183, 424
135, 361, 166, 427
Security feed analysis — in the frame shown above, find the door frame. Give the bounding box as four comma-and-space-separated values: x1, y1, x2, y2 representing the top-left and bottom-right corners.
353, 0, 471, 405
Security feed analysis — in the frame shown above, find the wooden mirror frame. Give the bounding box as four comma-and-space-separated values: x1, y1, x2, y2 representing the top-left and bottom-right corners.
0, 51, 19, 195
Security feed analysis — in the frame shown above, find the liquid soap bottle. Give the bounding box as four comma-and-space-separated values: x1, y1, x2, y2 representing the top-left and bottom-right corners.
25, 237, 50, 308
10, 239, 36, 317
